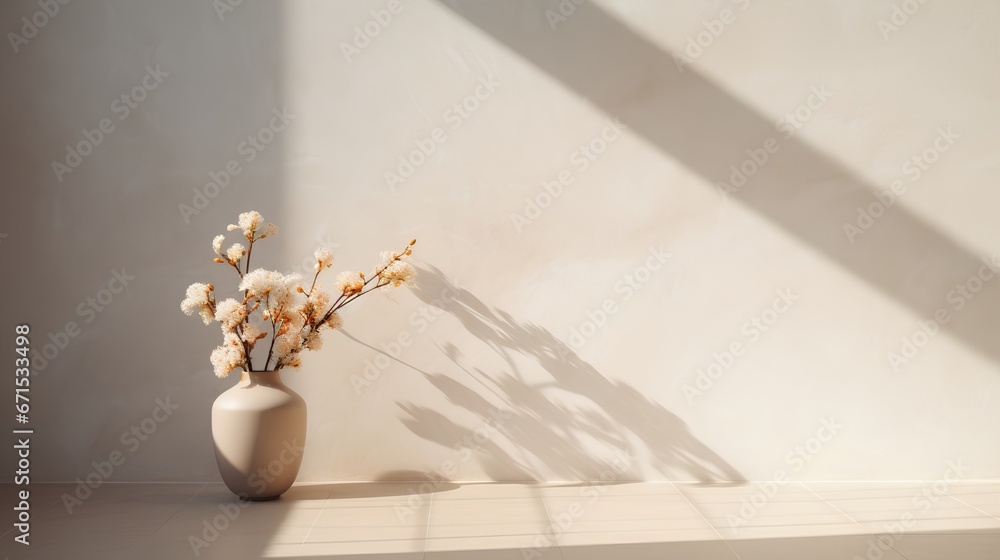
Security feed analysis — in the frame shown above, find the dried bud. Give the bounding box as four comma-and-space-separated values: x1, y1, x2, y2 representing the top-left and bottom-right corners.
213, 258, 225, 263
409, 239, 416, 246
296, 286, 305, 293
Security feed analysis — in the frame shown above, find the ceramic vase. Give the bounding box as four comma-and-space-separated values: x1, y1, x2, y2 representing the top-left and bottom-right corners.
211, 370, 306, 500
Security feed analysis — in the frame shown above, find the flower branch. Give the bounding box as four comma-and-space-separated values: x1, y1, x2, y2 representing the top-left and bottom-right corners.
181, 211, 416, 378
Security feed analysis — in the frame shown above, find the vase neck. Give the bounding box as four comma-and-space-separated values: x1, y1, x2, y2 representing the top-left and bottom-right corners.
240, 370, 282, 385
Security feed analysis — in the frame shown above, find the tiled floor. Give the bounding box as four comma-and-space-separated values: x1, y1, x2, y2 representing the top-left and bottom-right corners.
1, 481, 999, 559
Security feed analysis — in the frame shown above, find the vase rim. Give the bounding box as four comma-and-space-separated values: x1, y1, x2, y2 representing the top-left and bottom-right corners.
239, 369, 283, 383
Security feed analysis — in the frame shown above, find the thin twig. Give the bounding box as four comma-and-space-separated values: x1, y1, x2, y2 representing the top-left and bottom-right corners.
307, 268, 321, 296
244, 236, 254, 275
235, 323, 253, 371
315, 244, 409, 327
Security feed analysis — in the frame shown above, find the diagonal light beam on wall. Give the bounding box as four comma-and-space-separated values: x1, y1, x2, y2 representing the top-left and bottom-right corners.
436, 0, 1000, 366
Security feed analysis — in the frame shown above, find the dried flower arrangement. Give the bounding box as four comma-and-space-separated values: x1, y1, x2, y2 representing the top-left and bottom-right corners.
181, 211, 415, 377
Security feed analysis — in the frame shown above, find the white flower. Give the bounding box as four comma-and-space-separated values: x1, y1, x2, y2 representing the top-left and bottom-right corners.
181, 283, 214, 325
182, 283, 210, 306
275, 278, 305, 312
335, 271, 364, 296
272, 332, 301, 361
241, 270, 304, 323
279, 305, 306, 333
241, 322, 266, 347
239, 268, 278, 297
212, 235, 225, 255
304, 338, 322, 351
378, 250, 400, 267
231, 211, 261, 234
209, 332, 245, 378
373, 249, 416, 287
214, 298, 247, 329
258, 222, 278, 239
226, 211, 277, 240
240, 269, 301, 304
226, 243, 246, 263
314, 247, 334, 271
303, 328, 323, 351
227, 211, 260, 237
326, 312, 343, 329
378, 260, 416, 287
307, 283, 331, 311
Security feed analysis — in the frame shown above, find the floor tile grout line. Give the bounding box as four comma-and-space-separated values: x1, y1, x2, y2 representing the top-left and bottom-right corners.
421, 490, 434, 560
941, 492, 1000, 522
148, 482, 208, 536
297, 485, 338, 555
668, 481, 743, 560
798, 481, 913, 560
116, 482, 211, 560
536, 486, 567, 560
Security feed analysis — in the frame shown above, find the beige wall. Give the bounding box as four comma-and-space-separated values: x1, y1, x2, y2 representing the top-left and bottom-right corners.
2, 0, 999, 483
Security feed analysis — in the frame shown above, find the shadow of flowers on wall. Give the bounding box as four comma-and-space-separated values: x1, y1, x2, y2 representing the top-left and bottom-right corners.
385, 264, 745, 484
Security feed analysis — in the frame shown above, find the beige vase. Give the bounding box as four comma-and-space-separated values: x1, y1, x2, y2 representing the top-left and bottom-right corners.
211, 370, 306, 500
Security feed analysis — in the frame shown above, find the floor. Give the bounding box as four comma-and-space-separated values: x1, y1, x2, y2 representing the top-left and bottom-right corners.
1, 481, 999, 559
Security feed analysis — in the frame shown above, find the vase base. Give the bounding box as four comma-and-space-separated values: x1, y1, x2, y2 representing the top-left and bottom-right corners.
239, 495, 281, 502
